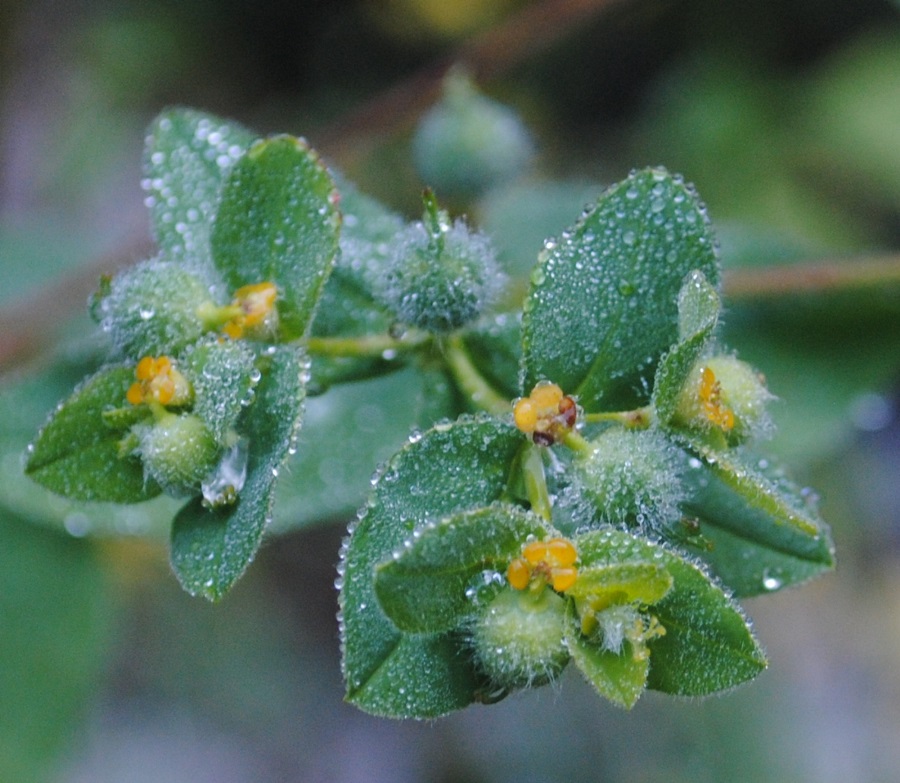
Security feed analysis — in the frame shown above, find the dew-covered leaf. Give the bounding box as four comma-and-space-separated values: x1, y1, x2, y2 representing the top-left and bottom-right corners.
679, 443, 835, 596
374, 505, 548, 634
521, 168, 719, 410
170, 345, 306, 600
211, 136, 340, 340
565, 601, 649, 709
143, 108, 256, 269
575, 529, 766, 696
25, 366, 160, 503
340, 416, 523, 718
654, 270, 721, 424
180, 336, 257, 444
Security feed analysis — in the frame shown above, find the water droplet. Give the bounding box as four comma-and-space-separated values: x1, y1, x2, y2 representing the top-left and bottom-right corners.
762, 570, 782, 591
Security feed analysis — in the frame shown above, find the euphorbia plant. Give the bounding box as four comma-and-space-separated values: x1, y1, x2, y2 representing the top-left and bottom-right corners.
24, 107, 833, 718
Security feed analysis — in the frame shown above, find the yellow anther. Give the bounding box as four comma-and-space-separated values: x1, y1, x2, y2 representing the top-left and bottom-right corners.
513, 398, 539, 434
509, 537, 579, 593
506, 558, 532, 591
699, 367, 735, 431
127, 355, 191, 407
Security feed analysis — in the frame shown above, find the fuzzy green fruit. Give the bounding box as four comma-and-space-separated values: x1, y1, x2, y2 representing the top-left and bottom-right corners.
136, 413, 220, 496
380, 193, 502, 333
471, 587, 570, 690
573, 428, 684, 531
94, 258, 214, 358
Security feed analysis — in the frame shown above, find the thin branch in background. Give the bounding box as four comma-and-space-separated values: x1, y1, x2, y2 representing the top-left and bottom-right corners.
317, 0, 628, 163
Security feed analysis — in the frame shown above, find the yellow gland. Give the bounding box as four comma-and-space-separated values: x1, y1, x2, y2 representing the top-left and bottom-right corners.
513, 381, 578, 445
126, 356, 192, 407
223, 281, 278, 339
507, 537, 579, 593
698, 366, 735, 431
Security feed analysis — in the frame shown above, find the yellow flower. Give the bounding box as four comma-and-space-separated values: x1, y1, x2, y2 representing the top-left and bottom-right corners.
222, 282, 278, 339
507, 537, 579, 593
513, 381, 578, 446
126, 355, 192, 407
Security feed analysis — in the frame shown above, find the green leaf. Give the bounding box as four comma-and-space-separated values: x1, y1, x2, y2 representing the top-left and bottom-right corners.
211, 136, 341, 340
143, 108, 256, 268
170, 345, 306, 600
576, 529, 766, 696
340, 416, 523, 718
24, 366, 161, 503
374, 504, 548, 634
521, 168, 719, 410
680, 443, 835, 596
181, 336, 257, 443
565, 602, 648, 709
654, 270, 721, 424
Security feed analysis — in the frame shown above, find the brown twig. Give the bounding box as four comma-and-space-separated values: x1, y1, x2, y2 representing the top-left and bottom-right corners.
722, 255, 900, 300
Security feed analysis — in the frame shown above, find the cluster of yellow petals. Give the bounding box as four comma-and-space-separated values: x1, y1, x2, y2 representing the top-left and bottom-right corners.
698, 366, 735, 431
513, 381, 578, 446
223, 282, 278, 339
507, 537, 579, 593
126, 356, 191, 407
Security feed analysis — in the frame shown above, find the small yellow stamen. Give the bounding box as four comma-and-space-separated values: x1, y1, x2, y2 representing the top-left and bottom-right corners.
699, 367, 735, 431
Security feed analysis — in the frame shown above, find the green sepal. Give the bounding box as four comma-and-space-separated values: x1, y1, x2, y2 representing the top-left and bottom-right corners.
565, 601, 649, 709
143, 108, 256, 268
653, 270, 721, 424
679, 442, 835, 596
576, 529, 766, 696
339, 416, 523, 718
566, 562, 673, 609
211, 136, 341, 340
169, 345, 306, 600
24, 366, 161, 503
374, 504, 549, 634
521, 168, 719, 410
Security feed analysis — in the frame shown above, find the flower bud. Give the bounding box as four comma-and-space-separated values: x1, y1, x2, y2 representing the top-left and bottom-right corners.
471, 587, 569, 690
413, 71, 535, 198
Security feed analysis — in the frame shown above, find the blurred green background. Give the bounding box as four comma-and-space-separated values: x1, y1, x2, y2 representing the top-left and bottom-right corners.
1, 0, 899, 780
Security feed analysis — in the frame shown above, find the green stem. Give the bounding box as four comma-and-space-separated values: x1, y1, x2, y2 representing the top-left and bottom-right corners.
444, 334, 510, 416
305, 331, 431, 358
522, 444, 552, 522
583, 405, 653, 429
561, 429, 593, 454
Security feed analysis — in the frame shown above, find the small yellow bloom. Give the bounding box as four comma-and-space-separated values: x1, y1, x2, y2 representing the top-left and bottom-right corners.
127, 355, 192, 407
507, 536, 579, 593
513, 381, 578, 446
223, 282, 278, 339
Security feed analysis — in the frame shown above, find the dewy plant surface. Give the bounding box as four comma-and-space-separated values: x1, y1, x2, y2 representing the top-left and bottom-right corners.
23, 106, 833, 718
